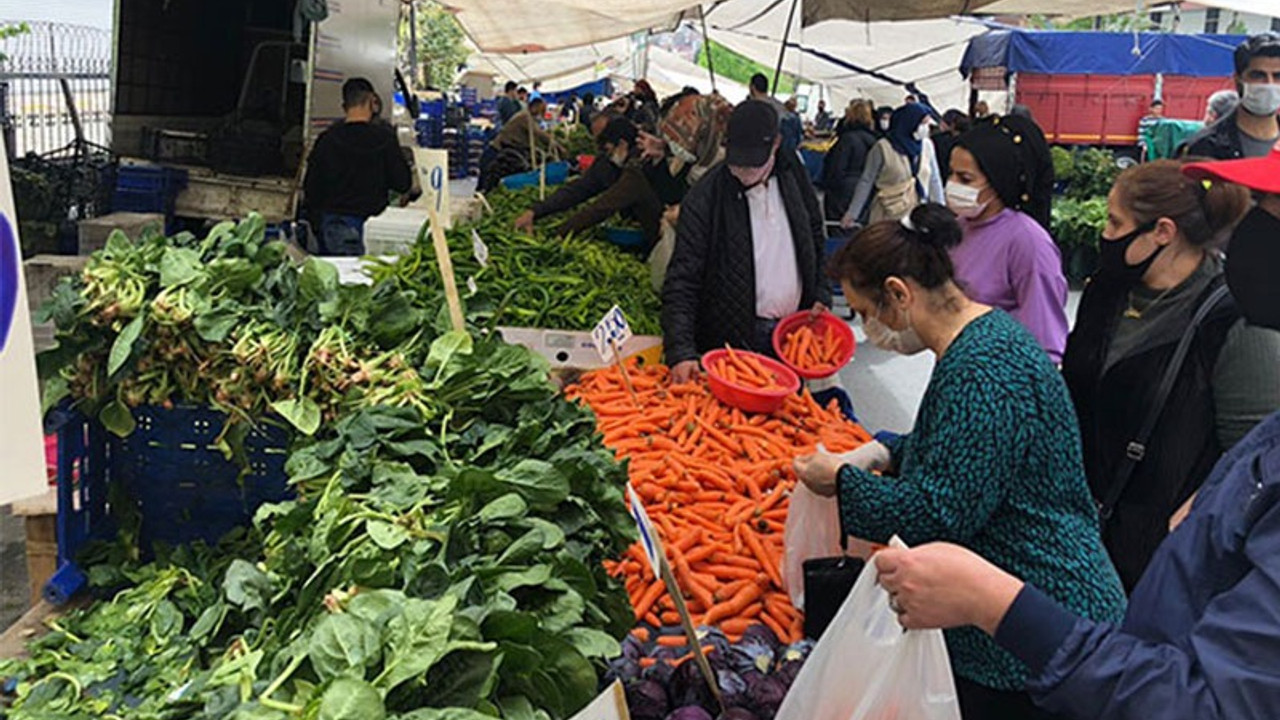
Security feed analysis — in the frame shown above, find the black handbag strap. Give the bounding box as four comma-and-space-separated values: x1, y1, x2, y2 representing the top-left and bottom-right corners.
1098, 284, 1231, 521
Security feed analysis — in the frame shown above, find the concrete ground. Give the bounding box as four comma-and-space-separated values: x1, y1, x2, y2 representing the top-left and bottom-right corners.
0, 507, 28, 631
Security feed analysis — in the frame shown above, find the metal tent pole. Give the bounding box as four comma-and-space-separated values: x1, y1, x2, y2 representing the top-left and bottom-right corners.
772, 0, 800, 95
700, 10, 718, 93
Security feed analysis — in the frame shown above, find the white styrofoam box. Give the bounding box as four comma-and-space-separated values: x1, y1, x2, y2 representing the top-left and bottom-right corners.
318, 256, 398, 286
498, 327, 663, 370
25, 255, 90, 315
363, 207, 434, 257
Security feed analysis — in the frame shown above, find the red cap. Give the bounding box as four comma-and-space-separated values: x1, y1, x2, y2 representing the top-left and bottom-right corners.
1182, 140, 1280, 194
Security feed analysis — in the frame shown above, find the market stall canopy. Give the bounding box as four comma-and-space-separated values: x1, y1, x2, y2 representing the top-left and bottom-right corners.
439, 0, 697, 53
705, 2, 990, 110
467, 38, 631, 91
961, 30, 1248, 78
800, 0, 1002, 24
645, 47, 751, 103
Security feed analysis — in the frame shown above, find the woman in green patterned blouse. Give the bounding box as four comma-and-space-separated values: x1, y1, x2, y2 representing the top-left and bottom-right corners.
795, 204, 1126, 720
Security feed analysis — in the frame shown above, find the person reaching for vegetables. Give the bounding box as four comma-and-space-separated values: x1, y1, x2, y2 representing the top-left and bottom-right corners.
872, 408, 1280, 720
793, 204, 1126, 720
662, 100, 830, 385
512, 116, 665, 251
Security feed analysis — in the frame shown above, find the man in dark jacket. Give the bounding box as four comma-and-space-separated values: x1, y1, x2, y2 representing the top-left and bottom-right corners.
513, 116, 664, 249
496, 81, 521, 124
1182, 33, 1280, 160
304, 77, 413, 256
664, 101, 831, 384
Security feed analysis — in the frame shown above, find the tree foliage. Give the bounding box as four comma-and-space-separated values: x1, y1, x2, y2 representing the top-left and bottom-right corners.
696, 39, 799, 96
399, 2, 468, 91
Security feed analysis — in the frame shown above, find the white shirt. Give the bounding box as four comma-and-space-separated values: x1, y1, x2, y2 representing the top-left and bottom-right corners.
747, 178, 803, 319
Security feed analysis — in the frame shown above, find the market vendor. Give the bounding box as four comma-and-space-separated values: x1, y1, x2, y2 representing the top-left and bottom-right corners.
302, 77, 413, 256
477, 96, 561, 192
793, 204, 1126, 720
512, 116, 664, 250
662, 100, 830, 385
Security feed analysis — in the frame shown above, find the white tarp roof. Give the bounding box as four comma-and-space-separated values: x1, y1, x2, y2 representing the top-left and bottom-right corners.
467, 38, 631, 91
440, 0, 695, 53
801, 0, 1002, 24
706, 3, 989, 110
644, 47, 751, 103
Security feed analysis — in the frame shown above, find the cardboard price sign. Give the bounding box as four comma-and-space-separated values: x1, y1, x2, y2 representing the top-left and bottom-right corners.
591, 305, 633, 363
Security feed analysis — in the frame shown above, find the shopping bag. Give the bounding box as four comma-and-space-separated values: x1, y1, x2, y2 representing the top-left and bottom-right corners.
774, 537, 961, 720
648, 219, 677, 292
802, 555, 865, 640
783, 482, 846, 610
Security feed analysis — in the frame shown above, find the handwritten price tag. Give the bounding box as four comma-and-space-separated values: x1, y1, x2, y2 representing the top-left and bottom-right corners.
591, 305, 632, 363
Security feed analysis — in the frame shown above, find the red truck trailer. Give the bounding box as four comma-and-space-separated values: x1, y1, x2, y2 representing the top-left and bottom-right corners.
961, 30, 1243, 157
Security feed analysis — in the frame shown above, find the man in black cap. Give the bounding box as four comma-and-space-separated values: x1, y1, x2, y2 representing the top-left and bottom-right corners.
303, 77, 412, 256
663, 100, 830, 384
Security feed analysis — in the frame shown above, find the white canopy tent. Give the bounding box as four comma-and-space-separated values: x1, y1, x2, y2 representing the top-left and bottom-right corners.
466, 38, 632, 92
439, 0, 696, 53
644, 46, 752, 102
705, 2, 991, 110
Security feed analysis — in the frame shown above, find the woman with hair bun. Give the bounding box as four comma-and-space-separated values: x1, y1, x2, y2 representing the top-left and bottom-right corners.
946, 114, 1069, 362
794, 204, 1126, 720
1062, 159, 1280, 591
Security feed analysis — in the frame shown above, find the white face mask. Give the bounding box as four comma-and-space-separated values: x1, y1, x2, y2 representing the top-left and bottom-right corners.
609, 143, 629, 167
879, 118, 891, 132
945, 180, 990, 219
1240, 82, 1280, 117
863, 305, 927, 355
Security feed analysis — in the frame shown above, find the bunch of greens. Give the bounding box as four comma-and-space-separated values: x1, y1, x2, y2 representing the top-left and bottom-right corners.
1059, 147, 1122, 201
1050, 196, 1109, 252
554, 124, 599, 160
371, 187, 661, 335
1, 332, 637, 720
37, 214, 441, 439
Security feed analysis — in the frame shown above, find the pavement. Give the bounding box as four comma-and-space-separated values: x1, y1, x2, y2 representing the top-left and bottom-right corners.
0, 507, 28, 632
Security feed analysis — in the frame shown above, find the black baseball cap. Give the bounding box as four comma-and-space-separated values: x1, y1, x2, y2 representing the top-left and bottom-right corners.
726, 100, 779, 168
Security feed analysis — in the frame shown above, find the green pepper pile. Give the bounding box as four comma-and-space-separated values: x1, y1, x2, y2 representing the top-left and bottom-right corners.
371, 187, 662, 336
4, 215, 639, 720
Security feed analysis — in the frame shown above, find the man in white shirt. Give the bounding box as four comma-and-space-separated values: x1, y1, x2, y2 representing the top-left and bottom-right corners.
663, 101, 830, 384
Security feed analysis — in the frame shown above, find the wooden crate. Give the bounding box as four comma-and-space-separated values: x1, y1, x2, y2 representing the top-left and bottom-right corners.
11, 491, 57, 608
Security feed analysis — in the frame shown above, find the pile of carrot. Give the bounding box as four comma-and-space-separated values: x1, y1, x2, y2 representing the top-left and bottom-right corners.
780, 324, 846, 374
569, 360, 871, 644
709, 346, 787, 391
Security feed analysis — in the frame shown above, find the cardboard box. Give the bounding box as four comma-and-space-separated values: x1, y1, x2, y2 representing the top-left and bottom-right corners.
498, 327, 663, 370
77, 212, 165, 255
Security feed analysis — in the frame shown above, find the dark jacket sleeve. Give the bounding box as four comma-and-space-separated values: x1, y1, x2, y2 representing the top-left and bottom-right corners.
821, 136, 852, 190
554, 168, 640, 237
384, 132, 413, 195
795, 158, 832, 307
532, 160, 619, 219
662, 178, 715, 365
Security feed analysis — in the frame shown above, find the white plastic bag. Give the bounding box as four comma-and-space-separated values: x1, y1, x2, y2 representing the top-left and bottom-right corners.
783, 482, 845, 610
775, 537, 961, 720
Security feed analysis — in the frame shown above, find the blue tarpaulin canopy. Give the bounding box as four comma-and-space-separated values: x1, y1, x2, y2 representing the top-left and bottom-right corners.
960, 31, 1247, 78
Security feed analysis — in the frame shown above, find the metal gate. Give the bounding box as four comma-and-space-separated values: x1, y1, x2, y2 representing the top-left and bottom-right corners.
0, 21, 112, 158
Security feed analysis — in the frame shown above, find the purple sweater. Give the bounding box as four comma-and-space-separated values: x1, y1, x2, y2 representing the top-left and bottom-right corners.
950, 209, 1069, 363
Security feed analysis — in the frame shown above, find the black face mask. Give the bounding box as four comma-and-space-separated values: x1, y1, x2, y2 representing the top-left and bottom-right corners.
1227, 206, 1280, 331
1097, 220, 1161, 286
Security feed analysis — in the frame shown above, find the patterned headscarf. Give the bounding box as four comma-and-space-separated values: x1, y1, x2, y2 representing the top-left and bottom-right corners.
659, 93, 733, 173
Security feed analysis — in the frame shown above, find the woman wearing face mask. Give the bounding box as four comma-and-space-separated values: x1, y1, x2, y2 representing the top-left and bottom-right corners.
946, 115, 1069, 362
794, 204, 1126, 720
840, 103, 944, 229
1060, 159, 1280, 591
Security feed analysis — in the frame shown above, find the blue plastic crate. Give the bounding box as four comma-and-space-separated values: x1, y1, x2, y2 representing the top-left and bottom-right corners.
605, 226, 645, 250
48, 405, 290, 604
500, 161, 570, 190
112, 165, 188, 219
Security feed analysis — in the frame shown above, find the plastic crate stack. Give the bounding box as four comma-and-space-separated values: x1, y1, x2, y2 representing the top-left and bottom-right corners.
415, 99, 447, 148
443, 127, 468, 179
466, 126, 488, 178
46, 405, 290, 605
112, 164, 188, 230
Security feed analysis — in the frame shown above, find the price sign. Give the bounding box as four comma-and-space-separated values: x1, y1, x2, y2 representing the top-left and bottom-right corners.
410, 148, 451, 228
471, 229, 490, 268
568, 680, 630, 720
591, 305, 632, 363
627, 483, 662, 575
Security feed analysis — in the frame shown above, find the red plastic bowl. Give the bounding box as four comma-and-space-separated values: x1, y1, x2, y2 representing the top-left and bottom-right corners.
772, 311, 857, 379
702, 349, 801, 414
578, 154, 597, 172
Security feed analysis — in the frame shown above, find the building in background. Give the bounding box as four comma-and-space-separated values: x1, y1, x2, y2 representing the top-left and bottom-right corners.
1148, 3, 1280, 35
